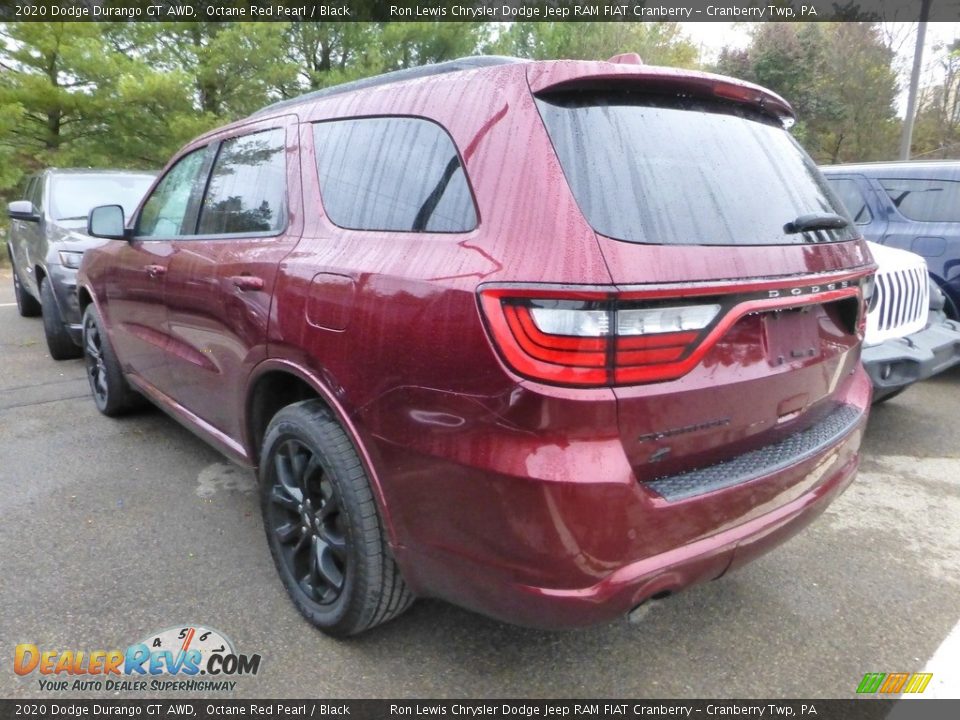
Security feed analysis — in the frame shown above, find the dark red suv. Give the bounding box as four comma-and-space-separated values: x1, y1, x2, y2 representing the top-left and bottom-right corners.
79, 56, 875, 636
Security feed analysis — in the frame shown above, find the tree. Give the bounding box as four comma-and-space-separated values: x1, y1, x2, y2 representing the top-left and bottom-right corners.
0, 23, 111, 165
380, 22, 492, 70
912, 40, 960, 159
127, 22, 298, 118
714, 22, 899, 163
491, 22, 698, 67
283, 23, 383, 91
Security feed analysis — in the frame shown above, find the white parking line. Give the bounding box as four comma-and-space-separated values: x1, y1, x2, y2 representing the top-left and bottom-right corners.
920, 618, 960, 699
0, 302, 17, 307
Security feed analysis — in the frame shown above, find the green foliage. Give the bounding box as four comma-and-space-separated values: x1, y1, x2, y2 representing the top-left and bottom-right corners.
492, 22, 698, 68
0, 20, 507, 195
380, 22, 493, 70
1, 16, 915, 217
912, 40, 960, 159
714, 22, 900, 163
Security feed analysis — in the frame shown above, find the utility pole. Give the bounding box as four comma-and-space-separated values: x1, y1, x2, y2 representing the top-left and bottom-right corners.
899, 0, 933, 160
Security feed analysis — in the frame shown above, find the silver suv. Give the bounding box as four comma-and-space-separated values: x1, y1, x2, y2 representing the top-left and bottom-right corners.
6, 169, 155, 358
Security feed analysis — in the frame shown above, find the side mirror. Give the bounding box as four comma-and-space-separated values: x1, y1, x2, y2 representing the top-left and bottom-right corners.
7, 200, 40, 222
87, 205, 127, 240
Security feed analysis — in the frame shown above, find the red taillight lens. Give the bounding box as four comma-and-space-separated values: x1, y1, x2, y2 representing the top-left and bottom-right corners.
478, 275, 871, 388
479, 290, 719, 387
493, 298, 612, 386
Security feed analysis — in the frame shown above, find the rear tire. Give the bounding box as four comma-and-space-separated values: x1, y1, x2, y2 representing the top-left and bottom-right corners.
41, 278, 82, 360
82, 304, 140, 416
260, 400, 414, 636
11, 258, 41, 318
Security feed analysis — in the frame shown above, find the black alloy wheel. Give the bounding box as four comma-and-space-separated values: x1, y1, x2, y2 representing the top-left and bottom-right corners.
81, 304, 139, 416
260, 400, 413, 636
266, 437, 348, 606
84, 309, 109, 408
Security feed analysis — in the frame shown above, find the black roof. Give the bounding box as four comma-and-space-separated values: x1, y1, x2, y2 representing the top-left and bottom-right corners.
251, 56, 526, 118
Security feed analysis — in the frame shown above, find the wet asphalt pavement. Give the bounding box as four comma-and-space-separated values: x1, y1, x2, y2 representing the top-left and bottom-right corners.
1, 266, 958, 699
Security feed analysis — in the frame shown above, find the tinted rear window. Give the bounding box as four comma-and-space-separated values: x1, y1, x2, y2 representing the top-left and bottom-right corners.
878, 177, 960, 223
312, 117, 477, 233
198, 128, 287, 235
536, 93, 856, 246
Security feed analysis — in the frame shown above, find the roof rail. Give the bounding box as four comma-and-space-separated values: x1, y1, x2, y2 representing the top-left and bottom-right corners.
251, 55, 526, 117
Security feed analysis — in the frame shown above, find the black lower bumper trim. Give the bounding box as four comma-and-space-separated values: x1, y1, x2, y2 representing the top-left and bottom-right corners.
646, 404, 863, 502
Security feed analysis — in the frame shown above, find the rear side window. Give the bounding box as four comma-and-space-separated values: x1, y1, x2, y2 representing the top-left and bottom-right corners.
877, 178, 960, 223
826, 178, 872, 225
198, 128, 287, 235
312, 117, 477, 233
537, 92, 856, 246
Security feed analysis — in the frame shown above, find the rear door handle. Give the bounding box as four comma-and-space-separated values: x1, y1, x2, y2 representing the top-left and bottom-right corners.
230, 275, 264, 291
144, 264, 166, 278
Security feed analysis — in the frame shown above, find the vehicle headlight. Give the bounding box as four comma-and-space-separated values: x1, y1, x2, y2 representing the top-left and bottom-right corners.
58, 251, 84, 269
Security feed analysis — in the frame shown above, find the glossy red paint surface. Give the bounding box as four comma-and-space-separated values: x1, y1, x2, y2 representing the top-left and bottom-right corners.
79, 59, 876, 628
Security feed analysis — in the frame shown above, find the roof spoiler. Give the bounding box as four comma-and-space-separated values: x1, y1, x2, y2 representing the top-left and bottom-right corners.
528, 61, 796, 126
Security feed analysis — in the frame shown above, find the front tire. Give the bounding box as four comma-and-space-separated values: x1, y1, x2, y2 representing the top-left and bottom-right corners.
82, 304, 139, 416
260, 400, 414, 636
11, 259, 41, 317
41, 278, 82, 360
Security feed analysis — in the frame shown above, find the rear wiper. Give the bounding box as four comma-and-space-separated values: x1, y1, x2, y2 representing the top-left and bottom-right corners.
783, 212, 849, 234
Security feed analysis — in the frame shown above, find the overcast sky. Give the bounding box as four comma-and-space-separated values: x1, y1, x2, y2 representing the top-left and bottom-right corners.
681, 21, 960, 115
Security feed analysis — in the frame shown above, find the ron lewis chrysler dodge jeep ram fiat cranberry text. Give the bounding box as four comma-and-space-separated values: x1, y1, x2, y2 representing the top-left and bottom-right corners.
78, 56, 876, 636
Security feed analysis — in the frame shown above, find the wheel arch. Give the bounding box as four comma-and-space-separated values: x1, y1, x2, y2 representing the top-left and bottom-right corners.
930, 272, 960, 320
34, 263, 46, 285
243, 360, 399, 545
77, 284, 95, 314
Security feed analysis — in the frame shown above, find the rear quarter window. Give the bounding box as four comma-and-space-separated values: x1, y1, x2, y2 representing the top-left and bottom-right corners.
537, 92, 856, 246
878, 177, 960, 223
312, 117, 477, 233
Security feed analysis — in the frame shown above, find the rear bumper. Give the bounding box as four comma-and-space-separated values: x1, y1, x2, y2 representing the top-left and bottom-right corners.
394, 418, 862, 629
384, 368, 870, 629
863, 312, 960, 399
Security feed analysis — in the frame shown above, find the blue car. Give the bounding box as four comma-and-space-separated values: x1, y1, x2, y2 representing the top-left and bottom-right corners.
821, 161, 960, 320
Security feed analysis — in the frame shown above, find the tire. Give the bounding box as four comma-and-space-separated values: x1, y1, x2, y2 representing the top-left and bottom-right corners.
260, 400, 414, 636
11, 258, 41, 318
82, 304, 140, 416
41, 278, 82, 360
944, 293, 960, 322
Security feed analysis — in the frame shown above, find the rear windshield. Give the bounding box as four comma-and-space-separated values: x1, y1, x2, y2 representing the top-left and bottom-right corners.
49, 173, 155, 222
536, 92, 856, 246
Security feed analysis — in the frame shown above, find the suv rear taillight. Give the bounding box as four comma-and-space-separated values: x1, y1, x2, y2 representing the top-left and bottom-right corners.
479, 275, 871, 388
